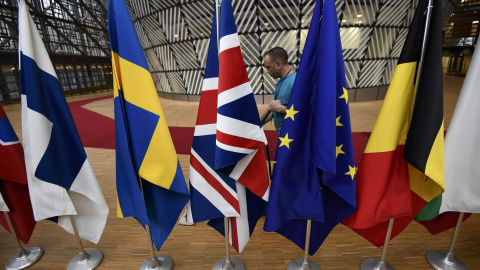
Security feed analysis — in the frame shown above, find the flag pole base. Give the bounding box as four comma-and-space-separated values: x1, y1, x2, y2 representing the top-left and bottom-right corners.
67, 249, 103, 270
287, 258, 321, 270
360, 258, 395, 270
212, 257, 245, 270
5, 246, 43, 270
427, 250, 468, 270
139, 255, 173, 270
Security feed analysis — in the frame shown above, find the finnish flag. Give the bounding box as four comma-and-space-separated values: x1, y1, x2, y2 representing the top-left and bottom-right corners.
19, 0, 108, 244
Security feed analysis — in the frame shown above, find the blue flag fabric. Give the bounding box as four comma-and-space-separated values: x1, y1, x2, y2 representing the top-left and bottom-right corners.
264, 0, 356, 255
19, 0, 108, 244
108, 0, 190, 251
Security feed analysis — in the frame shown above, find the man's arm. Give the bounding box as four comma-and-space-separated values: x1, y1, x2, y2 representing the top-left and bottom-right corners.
267, 99, 287, 114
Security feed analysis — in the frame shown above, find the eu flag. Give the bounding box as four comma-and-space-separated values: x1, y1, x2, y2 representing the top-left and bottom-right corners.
109, 0, 190, 250
264, 0, 356, 255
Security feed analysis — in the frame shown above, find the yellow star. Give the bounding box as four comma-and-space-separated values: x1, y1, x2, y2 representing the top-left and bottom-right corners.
339, 87, 348, 104
285, 105, 299, 121
279, 133, 293, 148
336, 144, 345, 158
345, 165, 356, 180
336, 116, 343, 127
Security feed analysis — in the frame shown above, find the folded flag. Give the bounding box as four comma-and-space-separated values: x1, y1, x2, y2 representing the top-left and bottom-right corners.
264, 0, 356, 256
186, 0, 269, 253
0, 103, 36, 244
109, 0, 190, 250
19, 0, 108, 244
438, 33, 480, 215
416, 32, 480, 234
342, 0, 444, 246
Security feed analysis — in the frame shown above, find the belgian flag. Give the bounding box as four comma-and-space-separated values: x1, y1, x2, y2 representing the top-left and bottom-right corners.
342, 0, 444, 246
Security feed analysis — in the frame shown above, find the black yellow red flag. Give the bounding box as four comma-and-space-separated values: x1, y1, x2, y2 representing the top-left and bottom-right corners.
342, 0, 444, 246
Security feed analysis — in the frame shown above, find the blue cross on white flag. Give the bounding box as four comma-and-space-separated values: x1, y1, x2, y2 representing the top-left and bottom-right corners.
19, 0, 108, 244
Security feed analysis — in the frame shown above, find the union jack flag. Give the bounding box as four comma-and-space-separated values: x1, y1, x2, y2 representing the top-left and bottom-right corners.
187, 0, 269, 253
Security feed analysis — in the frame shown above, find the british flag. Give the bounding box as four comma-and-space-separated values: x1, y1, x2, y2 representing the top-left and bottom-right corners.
186, 0, 269, 253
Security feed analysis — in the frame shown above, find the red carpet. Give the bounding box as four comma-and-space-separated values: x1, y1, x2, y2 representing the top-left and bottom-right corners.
69, 96, 370, 167
69, 96, 115, 149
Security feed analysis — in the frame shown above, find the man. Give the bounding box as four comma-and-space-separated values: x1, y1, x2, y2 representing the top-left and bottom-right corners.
261, 47, 297, 134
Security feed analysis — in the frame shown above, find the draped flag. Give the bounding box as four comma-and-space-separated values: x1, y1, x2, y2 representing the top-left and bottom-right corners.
439, 38, 480, 214
416, 34, 480, 234
264, 0, 356, 256
109, 0, 190, 250
342, 0, 444, 247
19, 0, 108, 244
186, 0, 269, 253
0, 104, 36, 244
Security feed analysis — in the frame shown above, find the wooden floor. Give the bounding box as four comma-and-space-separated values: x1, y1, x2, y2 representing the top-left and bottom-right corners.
1, 76, 479, 270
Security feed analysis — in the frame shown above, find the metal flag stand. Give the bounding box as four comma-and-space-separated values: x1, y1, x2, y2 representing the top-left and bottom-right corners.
426, 212, 468, 270
287, 220, 321, 270
212, 217, 245, 270
139, 224, 173, 270
67, 216, 103, 270
361, 0, 436, 268
360, 219, 395, 270
115, 81, 174, 269
211, 2, 245, 268
4, 211, 43, 270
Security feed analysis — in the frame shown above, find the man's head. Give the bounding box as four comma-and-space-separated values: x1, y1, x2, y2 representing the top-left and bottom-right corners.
263, 47, 289, 80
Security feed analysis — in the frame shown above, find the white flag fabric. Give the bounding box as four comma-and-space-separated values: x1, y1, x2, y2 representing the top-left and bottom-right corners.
19, 0, 108, 243
440, 41, 480, 214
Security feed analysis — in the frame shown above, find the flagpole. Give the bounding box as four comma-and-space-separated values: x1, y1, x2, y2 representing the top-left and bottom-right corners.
116, 88, 173, 270
212, 217, 245, 270
66, 215, 103, 270
137, 173, 174, 270
360, 219, 395, 270
4, 211, 43, 270
426, 212, 468, 270
212, 2, 244, 269
224, 218, 233, 267
287, 220, 321, 270
410, 0, 434, 120
216, 0, 221, 55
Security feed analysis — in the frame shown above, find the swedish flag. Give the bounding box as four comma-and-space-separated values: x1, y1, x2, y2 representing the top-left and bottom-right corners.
108, 0, 189, 250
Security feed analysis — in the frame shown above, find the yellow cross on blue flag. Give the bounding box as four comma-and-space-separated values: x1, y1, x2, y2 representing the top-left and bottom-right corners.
264, 0, 356, 255
108, 0, 190, 250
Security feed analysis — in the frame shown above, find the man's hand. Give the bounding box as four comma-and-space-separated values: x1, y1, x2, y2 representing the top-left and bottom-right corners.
267, 99, 287, 114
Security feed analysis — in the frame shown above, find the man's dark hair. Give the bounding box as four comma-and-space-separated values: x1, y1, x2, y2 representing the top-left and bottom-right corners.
264, 47, 288, 65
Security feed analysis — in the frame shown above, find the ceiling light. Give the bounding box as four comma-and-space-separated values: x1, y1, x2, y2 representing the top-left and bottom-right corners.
357, 14, 362, 17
